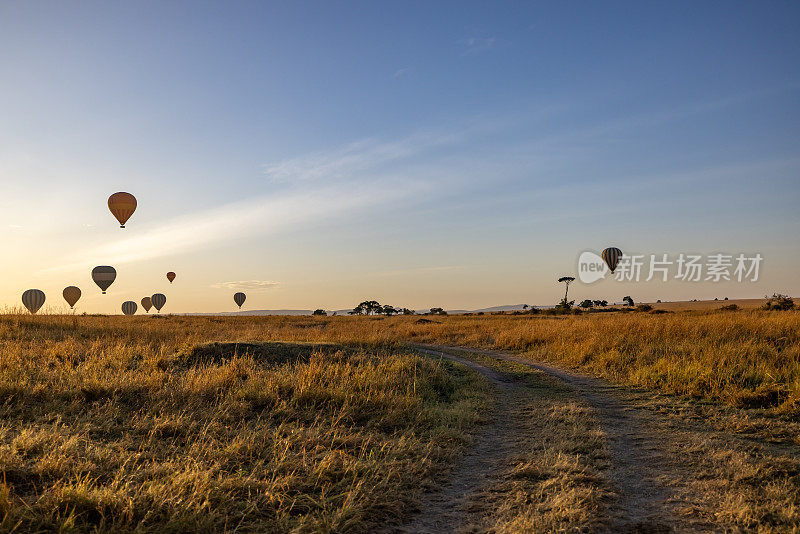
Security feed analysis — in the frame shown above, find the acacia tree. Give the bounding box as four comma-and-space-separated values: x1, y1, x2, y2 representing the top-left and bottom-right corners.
350, 300, 383, 315
558, 276, 575, 303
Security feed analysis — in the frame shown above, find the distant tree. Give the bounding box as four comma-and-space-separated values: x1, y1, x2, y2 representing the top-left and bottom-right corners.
351, 300, 383, 315
522, 304, 529, 310
555, 298, 574, 311
312, 309, 327, 316
579, 299, 594, 308
382, 305, 398, 316
401, 308, 416, 315
623, 295, 635, 307
656, 299, 662, 303
724, 297, 728, 301
429, 307, 447, 316
558, 276, 575, 304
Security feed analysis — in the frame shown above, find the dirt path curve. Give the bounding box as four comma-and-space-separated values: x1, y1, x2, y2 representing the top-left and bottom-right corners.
405, 344, 682, 533
391, 347, 529, 533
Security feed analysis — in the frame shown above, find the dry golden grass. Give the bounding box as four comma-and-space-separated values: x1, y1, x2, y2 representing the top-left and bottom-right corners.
0, 315, 486, 532
0, 308, 798, 531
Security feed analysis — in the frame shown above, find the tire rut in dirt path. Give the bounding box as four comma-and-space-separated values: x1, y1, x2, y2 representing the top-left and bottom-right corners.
388, 348, 526, 533
415, 344, 679, 533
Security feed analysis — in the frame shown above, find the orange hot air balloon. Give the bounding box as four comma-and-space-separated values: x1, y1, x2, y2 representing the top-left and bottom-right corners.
108, 192, 137, 228
166, 272, 176, 283
63, 286, 81, 309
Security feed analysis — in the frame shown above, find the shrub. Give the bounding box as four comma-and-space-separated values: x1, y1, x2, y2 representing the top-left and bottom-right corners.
636, 304, 653, 312
764, 294, 794, 311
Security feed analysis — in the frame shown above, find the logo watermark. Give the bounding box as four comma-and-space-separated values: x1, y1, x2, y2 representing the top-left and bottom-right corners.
577, 252, 762, 284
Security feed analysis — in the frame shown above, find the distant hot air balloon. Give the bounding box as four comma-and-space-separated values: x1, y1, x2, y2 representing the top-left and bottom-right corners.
63, 286, 81, 309
234, 292, 246, 309
601, 247, 623, 273
166, 272, 176, 283
121, 301, 138, 315
141, 296, 152, 313
22, 289, 46, 315
92, 266, 117, 294
108, 192, 137, 228
151, 293, 166, 313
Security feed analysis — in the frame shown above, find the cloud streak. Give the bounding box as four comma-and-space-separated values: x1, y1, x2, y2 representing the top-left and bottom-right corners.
211, 280, 280, 291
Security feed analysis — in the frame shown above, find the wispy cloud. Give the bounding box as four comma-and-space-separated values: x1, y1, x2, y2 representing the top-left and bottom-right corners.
211, 280, 279, 291
262, 129, 467, 184
393, 67, 411, 78
370, 265, 466, 277
40, 88, 784, 276
458, 33, 508, 55
43, 183, 411, 273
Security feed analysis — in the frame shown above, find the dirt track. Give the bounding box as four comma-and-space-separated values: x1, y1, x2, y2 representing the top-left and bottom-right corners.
392, 344, 719, 532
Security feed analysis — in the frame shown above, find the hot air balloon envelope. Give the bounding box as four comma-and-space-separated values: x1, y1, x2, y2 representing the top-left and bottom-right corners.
601, 247, 623, 273
121, 301, 138, 315
22, 289, 46, 315
141, 297, 152, 313
166, 272, 176, 283
108, 192, 137, 228
151, 293, 166, 312
234, 292, 246, 309
63, 286, 81, 309
92, 266, 117, 294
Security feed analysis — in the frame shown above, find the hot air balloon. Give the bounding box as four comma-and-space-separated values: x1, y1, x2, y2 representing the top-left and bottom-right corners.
22, 289, 46, 315
151, 293, 166, 313
166, 272, 176, 283
121, 301, 138, 315
234, 292, 246, 309
108, 192, 137, 228
601, 247, 623, 274
92, 266, 117, 294
141, 296, 152, 313
63, 286, 81, 309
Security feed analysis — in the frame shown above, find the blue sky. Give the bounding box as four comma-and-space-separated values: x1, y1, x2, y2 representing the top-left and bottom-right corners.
1, 1, 798, 312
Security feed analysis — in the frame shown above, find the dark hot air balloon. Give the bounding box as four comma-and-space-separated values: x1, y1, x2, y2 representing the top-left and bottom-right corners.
151, 293, 166, 313
141, 297, 152, 313
22, 289, 46, 315
121, 301, 138, 315
601, 247, 623, 273
166, 272, 176, 283
108, 192, 137, 228
92, 266, 117, 294
234, 292, 246, 309
63, 286, 81, 309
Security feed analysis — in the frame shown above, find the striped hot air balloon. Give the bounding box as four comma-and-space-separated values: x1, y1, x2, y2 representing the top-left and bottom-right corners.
22, 289, 46, 315
151, 293, 166, 313
602, 247, 623, 273
108, 192, 137, 228
92, 266, 117, 294
141, 296, 152, 313
121, 301, 138, 315
166, 272, 176, 283
234, 292, 246, 309
63, 286, 81, 309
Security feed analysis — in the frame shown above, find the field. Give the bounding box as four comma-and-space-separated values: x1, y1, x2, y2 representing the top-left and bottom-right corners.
0, 309, 798, 532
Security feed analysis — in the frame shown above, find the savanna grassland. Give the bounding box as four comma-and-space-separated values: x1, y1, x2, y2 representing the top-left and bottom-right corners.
0, 308, 798, 532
